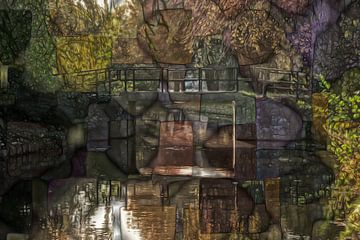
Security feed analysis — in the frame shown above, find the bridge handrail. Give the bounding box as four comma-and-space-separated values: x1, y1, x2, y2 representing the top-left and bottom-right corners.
54, 66, 311, 98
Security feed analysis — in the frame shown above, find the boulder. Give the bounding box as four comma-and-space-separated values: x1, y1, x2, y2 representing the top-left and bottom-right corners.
256, 99, 303, 148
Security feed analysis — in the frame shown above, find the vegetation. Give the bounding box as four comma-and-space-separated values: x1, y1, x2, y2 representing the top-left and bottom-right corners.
1, 0, 142, 92
0, 10, 32, 65
318, 73, 360, 238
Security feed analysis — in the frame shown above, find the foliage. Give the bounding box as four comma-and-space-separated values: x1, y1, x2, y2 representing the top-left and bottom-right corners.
2, 0, 61, 92
56, 36, 112, 74
188, 0, 229, 37
109, 0, 143, 38
48, 0, 108, 36
296, 99, 311, 111
230, 1, 284, 65
318, 74, 331, 91
318, 74, 360, 238
50, 0, 143, 91
3, 0, 143, 92
48, 0, 143, 38
0, 10, 32, 65
340, 197, 360, 238
333, 68, 360, 96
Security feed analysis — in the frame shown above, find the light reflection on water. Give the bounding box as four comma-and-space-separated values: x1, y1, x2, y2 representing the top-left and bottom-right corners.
44, 153, 333, 240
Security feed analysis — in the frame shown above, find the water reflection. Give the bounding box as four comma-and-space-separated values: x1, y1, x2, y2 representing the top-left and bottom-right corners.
38, 161, 332, 240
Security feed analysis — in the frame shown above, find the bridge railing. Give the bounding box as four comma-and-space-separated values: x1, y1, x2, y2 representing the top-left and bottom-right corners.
57, 67, 244, 94
56, 66, 311, 98
250, 66, 311, 99
109, 67, 242, 93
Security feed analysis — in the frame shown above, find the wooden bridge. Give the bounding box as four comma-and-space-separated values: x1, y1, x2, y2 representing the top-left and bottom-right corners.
55, 66, 312, 99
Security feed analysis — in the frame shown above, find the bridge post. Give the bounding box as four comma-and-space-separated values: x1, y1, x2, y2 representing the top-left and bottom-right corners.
125, 69, 127, 92
296, 72, 299, 100
199, 68, 202, 92
235, 68, 238, 92
160, 67, 163, 92
132, 69, 135, 92
108, 68, 112, 95
232, 100, 236, 170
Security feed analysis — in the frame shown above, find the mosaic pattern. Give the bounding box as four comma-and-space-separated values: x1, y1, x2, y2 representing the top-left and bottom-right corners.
0, 0, 359, 239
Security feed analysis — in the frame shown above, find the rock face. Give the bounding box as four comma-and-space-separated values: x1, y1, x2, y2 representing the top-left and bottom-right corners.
271, 0, 312, 14
313, 0, 360, 80
256, 99, 303, 147
138, 9, 193, 64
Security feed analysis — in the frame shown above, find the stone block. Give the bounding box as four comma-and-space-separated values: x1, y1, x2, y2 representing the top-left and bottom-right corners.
107, 138, 136, 173
109, 120, 134, 139
87, 104, 109, 151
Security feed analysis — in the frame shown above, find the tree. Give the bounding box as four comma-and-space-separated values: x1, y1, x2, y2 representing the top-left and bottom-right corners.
0, 10, 32, 65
